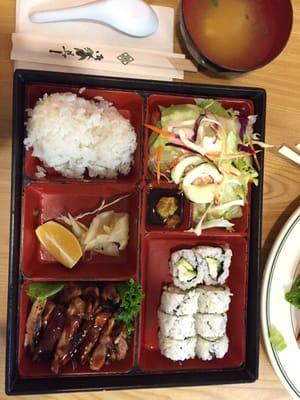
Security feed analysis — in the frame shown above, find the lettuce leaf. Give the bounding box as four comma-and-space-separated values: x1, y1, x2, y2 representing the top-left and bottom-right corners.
233, 157, 259, 186
195, 99, 230, 118
148, 133, 184, 173
269, 325, 287, 352
27, 282, 64, 302
159, 104, 201, 129
193, 201, 243, 225
226, 131, 239, 153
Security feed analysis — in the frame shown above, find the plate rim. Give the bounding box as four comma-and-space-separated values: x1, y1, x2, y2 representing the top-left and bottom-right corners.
261, 205, 300, 399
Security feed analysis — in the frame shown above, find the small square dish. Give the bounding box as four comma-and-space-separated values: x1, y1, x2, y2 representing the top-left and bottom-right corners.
21, 182, 139, 280
139, 234, 248, 371
144, 93, 254, 236
24, 84, 144, 184
18, 281, 136, 378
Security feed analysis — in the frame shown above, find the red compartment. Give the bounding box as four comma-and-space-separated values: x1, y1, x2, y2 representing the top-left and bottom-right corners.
142, 183, 192, 232
144, 94, 253, 236
24, 84, 144, 184
21, 183, 139, 280
139, 234, 248, 371
18, 281, 135, 378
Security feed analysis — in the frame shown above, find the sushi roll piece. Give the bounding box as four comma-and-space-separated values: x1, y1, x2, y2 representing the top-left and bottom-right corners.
160, 285, 199, 316
196, 285, 232, 314
169, 249, 204, 290
196, 334, 229, 360
195, 313, 227, 340
194, 246, 232, 285
158, 331, 196, 361
157, 309, 195, 340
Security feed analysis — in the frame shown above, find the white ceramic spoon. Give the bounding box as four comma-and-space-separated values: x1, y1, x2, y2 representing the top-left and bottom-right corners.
30, 0, 159, 37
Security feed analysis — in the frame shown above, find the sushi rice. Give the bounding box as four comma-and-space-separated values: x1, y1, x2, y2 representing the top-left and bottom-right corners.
196, 335, 229, 361
169, 246, 232, 290
169, 249, 204, 290
157, 309, 195, 340
194, 246, 232, 285
196, 286, 232, 314
158, 332, 196, 361
159, 245, 232, 362
195, 313, 227, 340
160, 285, 199, 316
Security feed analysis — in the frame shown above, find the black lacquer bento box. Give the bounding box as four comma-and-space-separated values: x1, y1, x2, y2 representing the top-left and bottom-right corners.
6, 69, 266, 395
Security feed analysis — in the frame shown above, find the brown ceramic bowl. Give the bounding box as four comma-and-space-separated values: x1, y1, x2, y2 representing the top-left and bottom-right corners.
180, 0, 293, 73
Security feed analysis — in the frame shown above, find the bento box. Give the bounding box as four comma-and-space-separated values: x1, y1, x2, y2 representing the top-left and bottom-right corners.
6, 69, 266, 395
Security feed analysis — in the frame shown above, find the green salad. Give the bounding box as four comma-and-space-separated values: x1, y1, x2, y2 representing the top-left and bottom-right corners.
147, 99, 267, 235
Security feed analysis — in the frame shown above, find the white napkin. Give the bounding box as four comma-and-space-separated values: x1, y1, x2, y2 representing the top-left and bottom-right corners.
14, 0, 182, 81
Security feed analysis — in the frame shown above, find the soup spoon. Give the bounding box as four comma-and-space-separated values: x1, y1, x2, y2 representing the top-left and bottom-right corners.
30, 0, 159, 37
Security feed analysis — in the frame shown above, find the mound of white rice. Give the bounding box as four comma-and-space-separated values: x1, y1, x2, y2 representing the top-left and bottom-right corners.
24, 92, 137, 178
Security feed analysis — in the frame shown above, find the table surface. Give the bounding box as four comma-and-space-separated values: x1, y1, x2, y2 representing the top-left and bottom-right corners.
1, 0, 300, 398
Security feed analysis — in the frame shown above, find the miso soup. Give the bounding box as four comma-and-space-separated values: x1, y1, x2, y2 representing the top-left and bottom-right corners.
183, 0, 284, 70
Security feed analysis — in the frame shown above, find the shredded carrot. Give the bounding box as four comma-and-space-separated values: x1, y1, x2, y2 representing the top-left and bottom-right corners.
145, 124, 183, 146
207, 152, 252, 159
206, 151, 221, 157
169, 152, 193, 169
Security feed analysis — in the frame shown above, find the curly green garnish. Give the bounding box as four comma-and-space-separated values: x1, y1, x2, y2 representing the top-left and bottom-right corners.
116, 279, 145, 338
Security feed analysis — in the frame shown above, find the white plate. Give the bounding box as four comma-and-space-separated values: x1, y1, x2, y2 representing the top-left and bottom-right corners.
261, 205, 300, 399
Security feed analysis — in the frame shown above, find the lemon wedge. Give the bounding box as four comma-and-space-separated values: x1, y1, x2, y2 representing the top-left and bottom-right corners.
36, 221, 83, 269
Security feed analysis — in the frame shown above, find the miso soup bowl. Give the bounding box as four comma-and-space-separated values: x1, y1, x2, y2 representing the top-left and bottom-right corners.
180, 0, 293, 73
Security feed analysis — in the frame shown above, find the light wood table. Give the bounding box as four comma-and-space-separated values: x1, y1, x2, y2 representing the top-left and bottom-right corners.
0, 0, 299, 398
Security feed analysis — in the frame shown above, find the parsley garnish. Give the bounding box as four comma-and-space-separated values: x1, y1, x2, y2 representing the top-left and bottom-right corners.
116, 279, 144, 338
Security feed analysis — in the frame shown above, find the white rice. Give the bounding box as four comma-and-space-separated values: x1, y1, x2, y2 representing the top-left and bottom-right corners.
158, 332, 196, 361
157, 309, 195, 340
24, 92, 137, 179
196, 334, 229, 360
35, 165, 46, 178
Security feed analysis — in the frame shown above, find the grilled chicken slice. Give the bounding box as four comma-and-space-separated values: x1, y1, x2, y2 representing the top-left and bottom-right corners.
83, 286, 101, 314
89, 315, 116, 370
57, 283, 82, 304
42, 301, 56, 329
113, 336, 128, 361
51, 297, 85, 374
111, 323, 128, 361
101, 284, 120, 304
89, 335, 112, 371
24, 299, 47, 353
79, 310, 112, 365
82, 286, 100, 299
33, 304, 65, 360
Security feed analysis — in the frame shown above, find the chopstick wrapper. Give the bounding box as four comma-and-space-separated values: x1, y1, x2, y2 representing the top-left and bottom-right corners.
13, 1, 194, 80
12, 33, 195, 80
